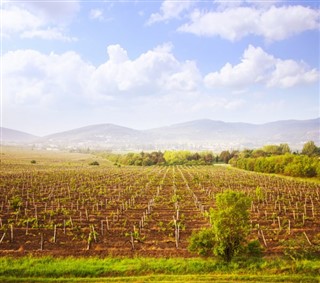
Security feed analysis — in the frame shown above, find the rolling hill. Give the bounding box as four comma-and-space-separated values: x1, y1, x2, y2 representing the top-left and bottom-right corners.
0, 127, 39, 144
1, 118, 319, 151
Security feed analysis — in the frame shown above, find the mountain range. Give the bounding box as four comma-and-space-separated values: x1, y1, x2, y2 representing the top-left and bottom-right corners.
1, 118, 319, 151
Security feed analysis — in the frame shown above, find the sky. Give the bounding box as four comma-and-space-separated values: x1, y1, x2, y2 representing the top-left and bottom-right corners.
1, 0, 320, 136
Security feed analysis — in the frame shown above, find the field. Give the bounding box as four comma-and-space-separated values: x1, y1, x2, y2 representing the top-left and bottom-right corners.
0, 147, 320, 282
1, 146, 319, 257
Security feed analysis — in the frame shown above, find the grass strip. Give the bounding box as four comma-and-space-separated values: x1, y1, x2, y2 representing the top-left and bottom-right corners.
0, 274, 318, 283
0, 257, 319, 281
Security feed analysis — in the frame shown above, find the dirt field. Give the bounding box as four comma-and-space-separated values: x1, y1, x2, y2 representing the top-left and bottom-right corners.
1, 147, 319, 257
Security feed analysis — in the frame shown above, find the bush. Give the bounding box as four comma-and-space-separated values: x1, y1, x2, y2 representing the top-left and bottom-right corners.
246, 240, 263, 258
30, 160, 36, 164
89, 161, 100, 166
188, 228, 215, 256
283, 235, 320, 260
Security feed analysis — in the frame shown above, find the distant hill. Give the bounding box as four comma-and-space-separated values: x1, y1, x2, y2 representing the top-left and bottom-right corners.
145, 118, 320, 150
1, 118, 319, 151
42, 124, 145, 150
0, 127, 38, 144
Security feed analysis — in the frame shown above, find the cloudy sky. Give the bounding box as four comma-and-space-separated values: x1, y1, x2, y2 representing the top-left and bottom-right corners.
2, 0, 320, 136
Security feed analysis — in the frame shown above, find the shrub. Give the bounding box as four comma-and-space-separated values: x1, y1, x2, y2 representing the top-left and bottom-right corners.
188, 228, 215, 256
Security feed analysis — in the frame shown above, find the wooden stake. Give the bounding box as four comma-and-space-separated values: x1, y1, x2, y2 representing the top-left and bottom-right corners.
10, 224, 13, 242
260, 229, 267, 247
303, 232, 312, 245
0, 232, 6, 243
40, 233, 44, 250
53, 225, 57, 243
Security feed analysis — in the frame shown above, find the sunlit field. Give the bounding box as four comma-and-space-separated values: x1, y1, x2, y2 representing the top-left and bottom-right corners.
1, 147, 319, 282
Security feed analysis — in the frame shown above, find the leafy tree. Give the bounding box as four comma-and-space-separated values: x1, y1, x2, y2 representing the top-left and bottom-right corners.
163, 150, 192, 165
262, 145, 281, 155
188, 191, 251, 262
219, 150, 231, 163
302, 141, 319, 157
202, 153, 214, 164
211, 191, 251, 262
279, 143, 291, 154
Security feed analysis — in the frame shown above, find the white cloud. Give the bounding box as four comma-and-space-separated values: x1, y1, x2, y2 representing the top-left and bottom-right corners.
2, 1, 79, 40
22, 1, 80, 24
2, 5, 43, 35
89, 9, 112, 22
90, 9, 103, 20
147, 0, 195, 25
3, 44, 319, 113
204, 45, 320, 89
2, 50, 94, 106
90, 43, 200, 94
2, 43, 202, 110
3, 43, 319, 134
178, 5, 320, 41
21, 27, 77, 42
214, 0, 283, 10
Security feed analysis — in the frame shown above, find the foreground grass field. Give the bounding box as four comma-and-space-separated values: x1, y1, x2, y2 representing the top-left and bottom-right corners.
0, 256, 319, 282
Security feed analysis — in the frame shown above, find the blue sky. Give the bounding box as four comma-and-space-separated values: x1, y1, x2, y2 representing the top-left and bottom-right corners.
2, 0, 320, 136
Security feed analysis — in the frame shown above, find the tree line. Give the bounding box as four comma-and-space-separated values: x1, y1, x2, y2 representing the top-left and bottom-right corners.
229, 141, 320, 178
101, 141, 320, 178
104, 150, 222, 166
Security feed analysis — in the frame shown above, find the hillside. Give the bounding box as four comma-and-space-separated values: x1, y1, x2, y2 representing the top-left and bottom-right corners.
1, 118, 319, 151
0, 127, 39, 144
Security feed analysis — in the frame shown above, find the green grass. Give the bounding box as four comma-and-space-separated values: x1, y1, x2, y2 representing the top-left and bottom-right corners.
0, 257, 319, 282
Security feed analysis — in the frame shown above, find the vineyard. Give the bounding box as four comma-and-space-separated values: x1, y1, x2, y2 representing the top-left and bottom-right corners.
1, 148, 320, 258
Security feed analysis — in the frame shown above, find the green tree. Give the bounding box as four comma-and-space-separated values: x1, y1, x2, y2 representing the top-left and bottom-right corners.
219, 150, 231, 163
188, 191, 251, 262
302, 141, 319, 157
211, 191, 251, 262
279, 143, 291, 154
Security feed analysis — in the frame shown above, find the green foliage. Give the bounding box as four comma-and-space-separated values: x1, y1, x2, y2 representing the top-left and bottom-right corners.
302, 141, 319, 157
246, 240, 263, 258
231, 148, 320, 178
255, 186, 265, 202
283, 234, 320, 260
89, 161, 100, 166
188, 228, 216, 256
164, 150, 191, 165
104, 150, 217, 166
211, 191, 251, 262
10, 196, 22, 211
189, 191, 251, 262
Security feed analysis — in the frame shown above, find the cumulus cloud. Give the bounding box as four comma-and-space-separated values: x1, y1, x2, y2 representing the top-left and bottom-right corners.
2, 50, 94, 106
2, 1, 79, 40
2, 43, 203, 109
147, 0, 195, 25
3, 43, 319, 112
204, 45, 320, 88
178, 5, 320, 41
90, 43, 201, 95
